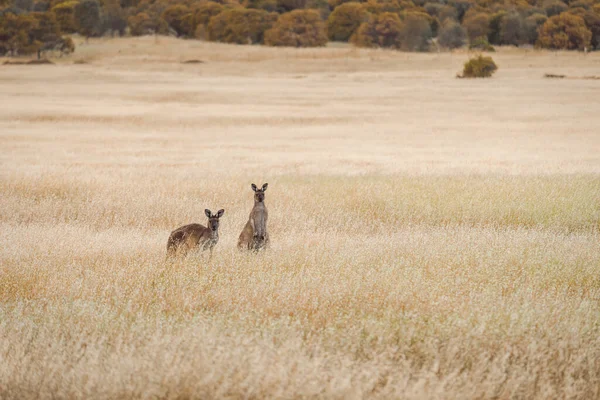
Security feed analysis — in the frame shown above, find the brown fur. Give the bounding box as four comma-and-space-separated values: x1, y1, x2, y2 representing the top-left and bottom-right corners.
167, 209, 224, 259
238, 183, 269, 251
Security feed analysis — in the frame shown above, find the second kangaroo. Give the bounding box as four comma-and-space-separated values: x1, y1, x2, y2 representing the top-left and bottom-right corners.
167, 209, 224, 259
238, 183, 269, 251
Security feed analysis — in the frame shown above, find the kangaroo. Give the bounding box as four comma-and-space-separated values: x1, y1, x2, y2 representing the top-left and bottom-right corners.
167, 209, 224, 259
238, 183, 269, 251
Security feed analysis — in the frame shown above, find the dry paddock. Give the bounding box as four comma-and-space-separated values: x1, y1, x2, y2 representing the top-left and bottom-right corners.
1, 37, 600, 399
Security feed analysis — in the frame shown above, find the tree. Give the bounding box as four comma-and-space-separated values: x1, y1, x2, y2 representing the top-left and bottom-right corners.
500, 10, 523, 45
569, 7, 600, 49
74, 0, 102, 38
487, 10, 505, 45
400, 11, 432, 51
462, 11, 489, 42
523, 13, 547, 44
327, 2, 368, 41
543, 0, 568, 17
437, 18, 467, 49
128, 12, 154, 35
351, 12, 404, 49
51, 1, 78, 33
264, 9, 328, 47
161, 4, 193, 37
208, 8, 276, 44
192, 2, 224, 39
102, 0, 127, 36
537, 12, 592, 50
0, 12, 38, 55
30, 11, 61, 58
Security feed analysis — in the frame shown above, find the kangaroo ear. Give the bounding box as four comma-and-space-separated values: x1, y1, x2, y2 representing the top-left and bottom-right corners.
205, 209, 211, 218
262, 183, 268, 191
216, 209, 224, 218
251, 184, 257, 192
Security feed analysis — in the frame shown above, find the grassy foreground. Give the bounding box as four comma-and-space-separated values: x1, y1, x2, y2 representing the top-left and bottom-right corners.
1, 37, 599, 399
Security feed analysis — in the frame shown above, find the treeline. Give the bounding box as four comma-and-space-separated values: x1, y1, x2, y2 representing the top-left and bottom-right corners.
1, 0, 599, 56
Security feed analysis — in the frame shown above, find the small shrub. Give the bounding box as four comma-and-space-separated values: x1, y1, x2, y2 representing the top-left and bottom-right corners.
437, 19, 467, 49
351, 12, 404, 49
460, 54, 498, 78
264, 9, 328, 47
327, 2, 368, 42
537, 12, 592, 50
208, 8, 276, 44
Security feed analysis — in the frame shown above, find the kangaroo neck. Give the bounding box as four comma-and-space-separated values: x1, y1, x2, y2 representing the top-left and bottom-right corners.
254, 200, 265, 208
210, 229, 218, 239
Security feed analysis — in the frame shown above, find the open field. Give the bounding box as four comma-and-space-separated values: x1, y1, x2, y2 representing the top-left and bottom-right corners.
1, 37, 600, 399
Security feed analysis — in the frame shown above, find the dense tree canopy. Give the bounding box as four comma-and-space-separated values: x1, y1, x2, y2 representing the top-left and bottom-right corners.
1, 0, 600, 57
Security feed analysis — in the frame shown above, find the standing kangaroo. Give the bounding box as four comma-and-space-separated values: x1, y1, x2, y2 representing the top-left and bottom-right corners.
167, 209, 224, 259
238, 183, 269, 251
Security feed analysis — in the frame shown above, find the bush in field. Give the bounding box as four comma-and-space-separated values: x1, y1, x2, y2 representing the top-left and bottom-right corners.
460, 54, 497, 78
208, 8, 276, 44
161, 4, 194, 37
51, 1, 78, 33
264, 9, 328, 47
74, 0, 102, 38
523, 13, 547, 44
543, 0, 568, 17
569, 7, 600, 49
537, 12, 592, 50
351, 12, 404, 49
437, 19, 467, 49
327, 2, 368, 41
462, 11, 489, 42
399, 11, 432, 51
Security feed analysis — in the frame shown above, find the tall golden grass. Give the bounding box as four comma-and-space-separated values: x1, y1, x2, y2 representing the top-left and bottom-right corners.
1, 37, 599, 399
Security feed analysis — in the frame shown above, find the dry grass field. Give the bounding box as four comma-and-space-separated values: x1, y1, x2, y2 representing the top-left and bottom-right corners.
1, 36, 600, 399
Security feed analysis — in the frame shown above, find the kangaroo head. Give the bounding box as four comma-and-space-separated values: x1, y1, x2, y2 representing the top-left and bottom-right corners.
251, 183, 268, 203
205, 209, 224, 231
